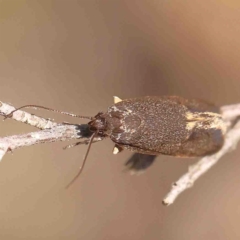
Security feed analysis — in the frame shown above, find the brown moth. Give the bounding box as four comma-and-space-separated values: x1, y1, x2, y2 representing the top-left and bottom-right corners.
90, 96, 226, 157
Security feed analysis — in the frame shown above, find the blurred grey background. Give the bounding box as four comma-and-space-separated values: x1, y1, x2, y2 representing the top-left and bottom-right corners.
0, 0, 240, 239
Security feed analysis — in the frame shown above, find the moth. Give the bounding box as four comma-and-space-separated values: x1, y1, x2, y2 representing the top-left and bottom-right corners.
6, 96, 227, 187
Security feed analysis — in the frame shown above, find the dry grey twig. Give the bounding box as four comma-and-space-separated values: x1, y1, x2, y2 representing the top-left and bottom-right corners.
0, 101, 94, 161
162, 103, 240, 206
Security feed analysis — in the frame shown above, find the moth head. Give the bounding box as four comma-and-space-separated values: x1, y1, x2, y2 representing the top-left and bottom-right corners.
88, 112, 107, 134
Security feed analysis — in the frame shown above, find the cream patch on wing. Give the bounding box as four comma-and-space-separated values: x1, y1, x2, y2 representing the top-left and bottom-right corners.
185, 111, 227, 134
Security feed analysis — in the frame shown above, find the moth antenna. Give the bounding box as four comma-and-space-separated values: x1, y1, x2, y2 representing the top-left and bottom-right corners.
65, 131, 97, 189
4, 105, 93, 120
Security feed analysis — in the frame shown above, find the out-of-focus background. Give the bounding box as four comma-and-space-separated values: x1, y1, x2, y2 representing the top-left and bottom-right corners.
0, 0, 240, 239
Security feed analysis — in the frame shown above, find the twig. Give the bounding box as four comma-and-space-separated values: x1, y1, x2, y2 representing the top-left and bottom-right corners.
221, 103, 240, 122
0, 125, 83, 160
0, 101, 96, 161
162, 104, 240, 206
0, 101, 56, 129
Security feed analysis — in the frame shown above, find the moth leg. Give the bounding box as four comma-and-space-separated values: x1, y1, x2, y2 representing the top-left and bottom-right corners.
113, 144, 124, 154
63, 140, 88, 150
125, 153, 157, 174
113, 96, 122, 103
63, 135, 105, 150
